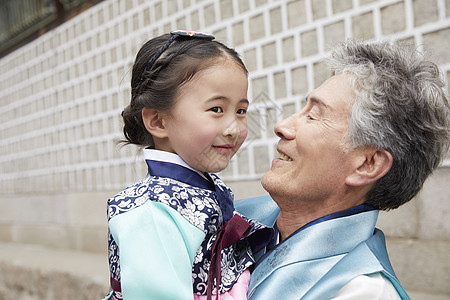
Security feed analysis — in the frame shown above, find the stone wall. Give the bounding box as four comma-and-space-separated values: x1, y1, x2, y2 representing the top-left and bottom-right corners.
0, 0, 449, 299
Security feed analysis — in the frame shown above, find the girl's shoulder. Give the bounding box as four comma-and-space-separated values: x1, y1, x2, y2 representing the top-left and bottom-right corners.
107, 176, 152, 221
107, 175, 218, 224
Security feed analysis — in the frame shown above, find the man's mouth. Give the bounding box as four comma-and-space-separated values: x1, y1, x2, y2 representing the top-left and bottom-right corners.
277, 151, 293, 161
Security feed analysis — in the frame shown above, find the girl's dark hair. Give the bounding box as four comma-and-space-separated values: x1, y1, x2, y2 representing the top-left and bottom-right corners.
121, 33, 248, 147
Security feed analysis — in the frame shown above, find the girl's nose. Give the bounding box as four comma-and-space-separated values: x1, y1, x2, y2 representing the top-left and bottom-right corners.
223, 119, 240, 137
274, 115, 296, 140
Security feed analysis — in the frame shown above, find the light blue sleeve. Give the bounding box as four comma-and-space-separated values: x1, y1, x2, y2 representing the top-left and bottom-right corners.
109, 201, 206, 300
235, 195, 279, 227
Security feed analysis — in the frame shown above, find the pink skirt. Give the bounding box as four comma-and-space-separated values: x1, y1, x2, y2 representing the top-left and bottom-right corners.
194, 269, 251, 300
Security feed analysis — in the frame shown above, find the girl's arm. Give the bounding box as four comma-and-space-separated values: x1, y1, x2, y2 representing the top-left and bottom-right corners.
109, 200, 205, 299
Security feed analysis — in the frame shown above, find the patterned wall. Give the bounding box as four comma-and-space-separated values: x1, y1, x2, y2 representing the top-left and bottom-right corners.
1, 0, 449, 194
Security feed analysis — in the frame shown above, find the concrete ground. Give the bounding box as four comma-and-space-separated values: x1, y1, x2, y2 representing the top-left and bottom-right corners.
0, 242, 109, 299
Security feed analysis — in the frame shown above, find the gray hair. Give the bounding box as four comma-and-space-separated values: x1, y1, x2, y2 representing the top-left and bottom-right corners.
326, 39, 450, 210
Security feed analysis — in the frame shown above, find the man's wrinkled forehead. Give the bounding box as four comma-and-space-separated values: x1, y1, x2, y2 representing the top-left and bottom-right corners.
304, 94, 333, 111
307, 74, 355, 115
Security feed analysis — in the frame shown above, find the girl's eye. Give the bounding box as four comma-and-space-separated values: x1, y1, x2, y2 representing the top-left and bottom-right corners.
210, 106, 223, 113
237, 108, 247, 115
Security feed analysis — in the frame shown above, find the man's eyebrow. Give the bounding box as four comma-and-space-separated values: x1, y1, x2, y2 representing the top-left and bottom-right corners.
305, 94, 331, 110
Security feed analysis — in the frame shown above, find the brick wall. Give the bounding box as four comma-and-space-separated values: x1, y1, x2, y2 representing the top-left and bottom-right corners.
0, 0, 449, 298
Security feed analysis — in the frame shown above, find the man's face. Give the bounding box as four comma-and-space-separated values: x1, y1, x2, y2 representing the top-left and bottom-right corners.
261, 74, 358, 205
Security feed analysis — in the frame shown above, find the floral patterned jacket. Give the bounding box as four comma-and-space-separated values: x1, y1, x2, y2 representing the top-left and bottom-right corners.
105, 151, 272, 300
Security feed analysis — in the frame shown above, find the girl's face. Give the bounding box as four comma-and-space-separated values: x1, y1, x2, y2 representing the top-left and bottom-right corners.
160, 61, 249, 173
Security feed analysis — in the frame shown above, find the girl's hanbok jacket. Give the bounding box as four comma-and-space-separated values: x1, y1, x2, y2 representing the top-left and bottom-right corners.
105, 149, 273, 299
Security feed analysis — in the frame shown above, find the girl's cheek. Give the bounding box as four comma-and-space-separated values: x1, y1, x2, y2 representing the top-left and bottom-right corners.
240, 121, 248, 138
239, 128, 248, 141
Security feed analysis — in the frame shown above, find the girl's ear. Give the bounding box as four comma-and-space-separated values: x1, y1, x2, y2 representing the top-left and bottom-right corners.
141, 108, 168, 138
345, 148, 393, 187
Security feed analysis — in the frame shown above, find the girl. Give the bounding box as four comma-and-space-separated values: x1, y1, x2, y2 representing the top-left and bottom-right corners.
104, 30, 272, 300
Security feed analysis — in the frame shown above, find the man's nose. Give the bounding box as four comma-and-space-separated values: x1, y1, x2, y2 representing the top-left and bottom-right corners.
274, 116, 295, 139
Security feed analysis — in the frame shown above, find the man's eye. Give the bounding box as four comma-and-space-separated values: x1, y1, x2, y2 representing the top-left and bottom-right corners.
237, 108, 247, 115
210, 106, 223, 113
307, 114, 316, 120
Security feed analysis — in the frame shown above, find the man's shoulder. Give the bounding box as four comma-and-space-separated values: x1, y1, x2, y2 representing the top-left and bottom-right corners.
332, 273, 402, 300
235, 195, 280, 227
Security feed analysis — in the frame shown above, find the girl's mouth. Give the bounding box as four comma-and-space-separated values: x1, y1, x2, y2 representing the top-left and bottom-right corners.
213, 144, 234, 154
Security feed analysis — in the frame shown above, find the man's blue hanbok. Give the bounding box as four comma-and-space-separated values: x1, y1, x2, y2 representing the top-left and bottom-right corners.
235, 195, 410, 300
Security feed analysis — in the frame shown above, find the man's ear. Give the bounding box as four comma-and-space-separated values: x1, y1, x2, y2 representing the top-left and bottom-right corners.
345, 148, 393, 187
141, 107, 168, 138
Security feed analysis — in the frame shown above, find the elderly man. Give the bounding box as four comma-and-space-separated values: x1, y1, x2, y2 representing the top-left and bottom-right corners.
236, 40, 450, 299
